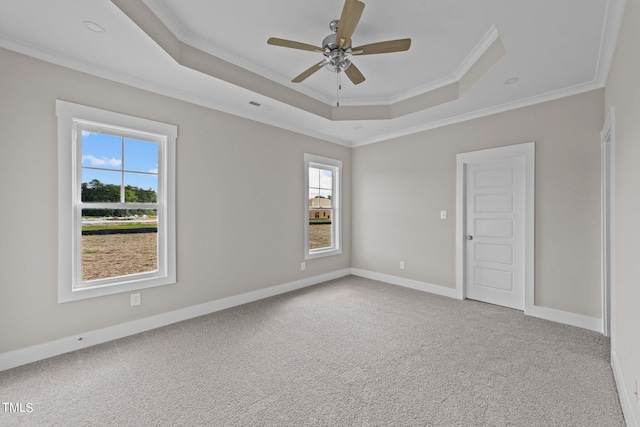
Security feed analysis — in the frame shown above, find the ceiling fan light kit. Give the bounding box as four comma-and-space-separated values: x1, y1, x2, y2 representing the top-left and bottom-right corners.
322, 25, 353, 73
267, 0, 411, 87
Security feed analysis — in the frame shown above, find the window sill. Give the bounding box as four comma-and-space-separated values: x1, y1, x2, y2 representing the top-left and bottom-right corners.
59, 274, 175, 303
305, 248, 342, 260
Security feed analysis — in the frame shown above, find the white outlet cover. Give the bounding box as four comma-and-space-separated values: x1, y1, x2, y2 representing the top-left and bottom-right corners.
131, 293, 141, 306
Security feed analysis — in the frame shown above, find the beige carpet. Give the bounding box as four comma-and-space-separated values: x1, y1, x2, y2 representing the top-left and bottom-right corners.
0, 276, 625, 426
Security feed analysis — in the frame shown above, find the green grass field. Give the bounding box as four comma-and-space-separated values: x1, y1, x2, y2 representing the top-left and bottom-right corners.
82, 223, 158, 232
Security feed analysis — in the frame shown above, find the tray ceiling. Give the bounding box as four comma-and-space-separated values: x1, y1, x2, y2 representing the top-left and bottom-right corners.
0, 0, 625, 146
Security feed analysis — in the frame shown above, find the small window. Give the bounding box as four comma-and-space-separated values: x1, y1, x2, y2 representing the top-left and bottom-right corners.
304, 154, 342, 259
57, 101, 176, 302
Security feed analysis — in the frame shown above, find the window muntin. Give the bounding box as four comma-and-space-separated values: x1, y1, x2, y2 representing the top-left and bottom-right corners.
304, 154, 341, 259
80, 134, 159, 204
57, 100, 176, 302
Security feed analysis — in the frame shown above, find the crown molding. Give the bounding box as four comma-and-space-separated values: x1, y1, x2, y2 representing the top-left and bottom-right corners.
387, 25, 501, 105
351, 79, 604, 147
0, 36, 349, 147
594, 0, 626, 86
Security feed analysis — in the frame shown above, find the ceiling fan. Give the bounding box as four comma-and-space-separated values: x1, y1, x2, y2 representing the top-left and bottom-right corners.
267, 0, 411, 86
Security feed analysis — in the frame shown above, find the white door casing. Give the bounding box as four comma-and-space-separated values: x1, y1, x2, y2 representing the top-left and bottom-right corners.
456, 142, 535, 314
601, 107, 615, 339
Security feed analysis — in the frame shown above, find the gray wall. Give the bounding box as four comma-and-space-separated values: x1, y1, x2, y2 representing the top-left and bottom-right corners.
352, 90, 604, 318
605, 0, 640, 422
0, 48, 351, 353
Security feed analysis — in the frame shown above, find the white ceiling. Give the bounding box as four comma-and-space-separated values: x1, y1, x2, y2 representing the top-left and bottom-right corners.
0, 0, 625, 146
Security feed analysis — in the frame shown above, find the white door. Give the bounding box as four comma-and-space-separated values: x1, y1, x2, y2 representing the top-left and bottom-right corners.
466, 156, 525, 310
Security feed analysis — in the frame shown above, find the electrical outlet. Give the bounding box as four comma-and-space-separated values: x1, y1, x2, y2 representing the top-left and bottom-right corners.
301, 262, 306, 271
440, 210, 447, 220
400, 261, 405, 270
130, 293, 141, 307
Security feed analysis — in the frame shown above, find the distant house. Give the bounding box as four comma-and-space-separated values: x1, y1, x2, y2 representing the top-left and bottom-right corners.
309, 197, 332, 220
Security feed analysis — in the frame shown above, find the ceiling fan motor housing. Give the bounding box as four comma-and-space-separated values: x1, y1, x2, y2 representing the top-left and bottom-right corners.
322, 32, 353, 72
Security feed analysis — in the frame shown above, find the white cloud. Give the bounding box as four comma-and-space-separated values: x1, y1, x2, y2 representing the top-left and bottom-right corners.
82, 154, 122, 167
319, 169, 333, 188
148, 165, 158, 174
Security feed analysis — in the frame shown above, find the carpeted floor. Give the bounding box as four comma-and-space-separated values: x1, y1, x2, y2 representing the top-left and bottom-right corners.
0, 276, 625, 426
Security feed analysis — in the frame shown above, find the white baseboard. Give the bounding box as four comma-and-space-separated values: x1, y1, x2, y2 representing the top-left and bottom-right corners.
612, 352, 639, 427
530, 305, 602, 333
0, 268, 605, 372
350, 268, 458, 299
0, 268, 351, 372
351, 268, 603, 333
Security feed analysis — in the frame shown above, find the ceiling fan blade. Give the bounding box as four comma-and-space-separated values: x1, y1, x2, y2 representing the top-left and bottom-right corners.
267, 37, 323, 52
336, 0, 365, 49
344, 63, 365, 85
292, 61, 325, 83
352, 38, 412, 55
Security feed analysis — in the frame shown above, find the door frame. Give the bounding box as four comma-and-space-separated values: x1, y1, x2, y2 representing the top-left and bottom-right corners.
601, 107, 615, 339
456, 142, 535, 314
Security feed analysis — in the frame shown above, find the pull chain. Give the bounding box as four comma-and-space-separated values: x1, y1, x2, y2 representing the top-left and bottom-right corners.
336, 70, 342, 107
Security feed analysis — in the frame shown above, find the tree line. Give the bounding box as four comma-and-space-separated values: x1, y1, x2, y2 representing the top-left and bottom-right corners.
82, 179, 156, 217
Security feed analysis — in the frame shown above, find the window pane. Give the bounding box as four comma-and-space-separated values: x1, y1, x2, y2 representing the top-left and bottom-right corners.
319, 189, 332, 201
308, 161, 336, 252
309, 216, 332, 250
124, 138, 158, 173
124, 173, 158, 202
309, 188, 321, 201
319, 169, 333, 189
310, 197, 331, 209
81, 209, 158, 283
81, 169, 121, 202
309, 167, 321, 188
82, 132, 122, 171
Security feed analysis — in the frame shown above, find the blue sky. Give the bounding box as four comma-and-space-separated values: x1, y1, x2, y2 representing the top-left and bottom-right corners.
82, 131, 158, 192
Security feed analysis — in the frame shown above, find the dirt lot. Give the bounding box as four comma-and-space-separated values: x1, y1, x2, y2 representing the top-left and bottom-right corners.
81, 224, 332, 281
309, 224, 332, 249
82, 233, 157, 281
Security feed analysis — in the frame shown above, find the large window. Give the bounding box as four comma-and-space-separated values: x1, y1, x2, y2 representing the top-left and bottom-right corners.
304, 154, 341, 259
57, 100, 176, 302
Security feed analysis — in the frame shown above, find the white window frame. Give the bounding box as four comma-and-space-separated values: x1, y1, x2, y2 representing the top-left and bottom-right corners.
304, 153, 342, 259
56, 100, 176, 303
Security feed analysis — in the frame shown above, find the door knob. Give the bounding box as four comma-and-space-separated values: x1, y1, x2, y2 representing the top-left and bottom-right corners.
467, 235, 473, 240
